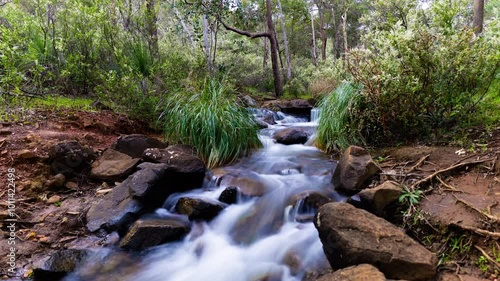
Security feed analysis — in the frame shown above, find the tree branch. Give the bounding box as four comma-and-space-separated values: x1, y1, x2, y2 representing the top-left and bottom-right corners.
218, 17, 270, 39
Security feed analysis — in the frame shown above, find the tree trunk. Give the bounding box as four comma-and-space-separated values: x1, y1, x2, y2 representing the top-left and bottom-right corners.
202, 14, 212, 72
276, 0, 292, 80
311, 13, 317, 66
473, 0, 484, 34
319, 7, 327, 61
341, 7, 349, 61
266, 0, 283, 97
173, 6, 195, 50
263, 37, 269, 68
146, 0, 158, 57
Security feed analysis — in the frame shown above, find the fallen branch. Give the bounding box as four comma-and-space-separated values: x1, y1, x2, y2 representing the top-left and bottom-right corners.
475, 245, 500, 271
455, 224, 500, 239
408, 154, 430, 173
412, 158, 495, 189
454, 195, 500, 223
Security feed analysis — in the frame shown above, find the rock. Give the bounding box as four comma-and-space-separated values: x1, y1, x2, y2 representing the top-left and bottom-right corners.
437, 272, 461, 281
358, 181, 403, 215
0, 129, 12, 135
273, 128, 309, 145
90, 149, 141, 181
18, 149, 37, 159
262, 99, 313, 119
49, 141, 95, 175
47, 195, 61, 204
142, 145, 206, 191
316, 264, 386, 281
33, 249, 91, 281
219, 186, 239, 204
112, 134, 168, 159
262, 112, 277, 125
65, 181, 78, 189
290, 191, 333, 211
119, 218, 190, 250
46, 173, 66, 189
332, 146, 381, 195
315, 202, 437, 281
241, 95, 259, 108
217, 172, 267, 197
175, 197, 225, 221
255, 119, 269, 129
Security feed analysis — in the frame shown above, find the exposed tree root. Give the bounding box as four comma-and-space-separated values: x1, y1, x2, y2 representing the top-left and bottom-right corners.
454, 224, 500, 239
408, 154, 430, 173
474, 245, 500, 271
453, 195, 500, 223
412, 158, 495, 189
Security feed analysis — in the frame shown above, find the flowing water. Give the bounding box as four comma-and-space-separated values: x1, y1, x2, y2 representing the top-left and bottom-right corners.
66, 110, 340, 281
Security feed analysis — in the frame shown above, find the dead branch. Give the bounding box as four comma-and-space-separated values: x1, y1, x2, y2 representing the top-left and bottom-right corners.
456, 223, 500, 239
218, 18, 270, 39
408, 154, 430, 173
412, 158, 495, 189
454, 195, 500, 223
475, 245, 500, 270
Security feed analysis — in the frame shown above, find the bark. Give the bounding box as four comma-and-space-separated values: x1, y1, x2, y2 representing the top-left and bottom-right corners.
203, 14, 211, 72
173, 6, 195, 50
318, 5, 327, 61
311, 13, 318, 66
341, 7, 349, 61
473, 0, 484, 35
219, 0, 283, 96
146, 0, 158, 57
276, 0, 292, 80
263, 37, 269, 68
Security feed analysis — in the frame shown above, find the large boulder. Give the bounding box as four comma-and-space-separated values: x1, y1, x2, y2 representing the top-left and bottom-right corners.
86, 162, 190, 233
357, 181, 403, 215
142, 145, 206, 191
332, 146, 381, 194
112, 134, 168, 159
33, 249, 92, 281
49, 141, 95, 175
316, 264, 386, 281
216, 171, 268, 197
90, 149, 141, 181
119, 218, 191, 250
273, 128, 309, 145
315, 202, 437, 281
175, 197, 225, 221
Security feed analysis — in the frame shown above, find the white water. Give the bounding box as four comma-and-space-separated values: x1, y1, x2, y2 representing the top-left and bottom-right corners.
66, 111, 337, 281
310, 108, 321, 123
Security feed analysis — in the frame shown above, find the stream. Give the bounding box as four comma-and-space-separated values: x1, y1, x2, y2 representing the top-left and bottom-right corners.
65, 109, 342, 281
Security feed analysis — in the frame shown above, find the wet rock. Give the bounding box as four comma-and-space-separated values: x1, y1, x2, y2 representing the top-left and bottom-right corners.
290, 191, 333, 211
262, 99, 313, 119
217, 172, 267, 197
119, 218, 190, 250
142, 145, 206, 191
90, 149, 141, 181
315, 202, 437, 281
46, 173, 66, 189
175, 197, 225, 221
219, 186, 239, 204
255, 119, 269, 129
112, 134, 168, 159
65, 181, 78, 189
48, 141, 95, 175
33, 249, 91, 281
273, 128, 309, 145
262, 112, 277, 125
316, 264, 386, 281
332, 146, 381, 195
358, 181, 403, 215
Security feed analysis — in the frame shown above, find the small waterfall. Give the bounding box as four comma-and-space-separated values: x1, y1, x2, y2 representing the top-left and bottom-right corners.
310, 108, 321, 123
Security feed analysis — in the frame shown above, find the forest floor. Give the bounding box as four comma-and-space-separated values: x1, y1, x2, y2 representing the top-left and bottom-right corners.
0, 108, 499, 280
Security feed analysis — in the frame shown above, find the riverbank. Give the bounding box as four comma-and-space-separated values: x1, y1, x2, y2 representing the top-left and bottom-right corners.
0, 106, 499, 280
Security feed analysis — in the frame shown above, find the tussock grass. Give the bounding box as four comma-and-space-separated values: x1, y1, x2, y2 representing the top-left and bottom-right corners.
317, 82, 362, 153
161, 80, 261, 168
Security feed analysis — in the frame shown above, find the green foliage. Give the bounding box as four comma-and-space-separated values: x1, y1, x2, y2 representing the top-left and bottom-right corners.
345, 0, 500, 145
398, 187, 423, 206
478, 255, 490, 273
161, 80, 261, 168
317, 82, 363, 152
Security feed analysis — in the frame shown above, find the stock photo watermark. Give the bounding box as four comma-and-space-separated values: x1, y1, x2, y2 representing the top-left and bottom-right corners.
6, 167, 17, 274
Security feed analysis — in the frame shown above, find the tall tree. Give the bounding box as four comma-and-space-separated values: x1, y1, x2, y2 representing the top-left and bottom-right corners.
276, 0, 291, 80
473, 0, 484, 34
219, 0, 283, 97
146, 0, 158, 56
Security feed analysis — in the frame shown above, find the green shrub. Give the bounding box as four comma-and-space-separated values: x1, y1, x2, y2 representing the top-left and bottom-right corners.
160, 80, 261, 167
317, 82, 363, 152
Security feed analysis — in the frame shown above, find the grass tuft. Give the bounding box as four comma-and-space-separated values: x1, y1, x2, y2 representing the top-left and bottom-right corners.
317, 82, 363, 153
160, 80, 261, 168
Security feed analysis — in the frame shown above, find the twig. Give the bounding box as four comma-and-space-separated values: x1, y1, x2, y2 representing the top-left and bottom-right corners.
456, 223, 500, 238
487, 202, 499, 216
454, 195, 500, 223
412, 158, 495, 189
436, 176, 461, 192
408, 154, 430, 173
475, 245, 500, 271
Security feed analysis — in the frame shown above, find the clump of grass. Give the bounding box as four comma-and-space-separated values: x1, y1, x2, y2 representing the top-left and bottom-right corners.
317, 82, 363, 152
160, 80, 261, 168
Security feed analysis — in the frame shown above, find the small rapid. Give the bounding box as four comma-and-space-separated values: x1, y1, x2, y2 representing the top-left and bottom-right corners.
65, 109, 339, 281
